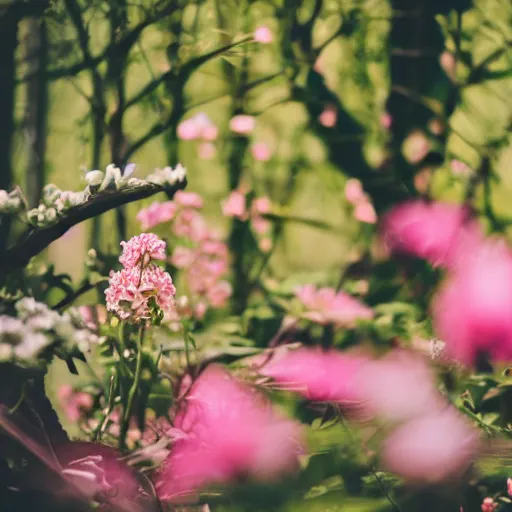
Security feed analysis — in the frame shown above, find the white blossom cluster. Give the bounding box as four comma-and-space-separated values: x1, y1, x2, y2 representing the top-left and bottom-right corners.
146, 163, 187, 186
0, 188, 26, 214
0, 297, 101, 364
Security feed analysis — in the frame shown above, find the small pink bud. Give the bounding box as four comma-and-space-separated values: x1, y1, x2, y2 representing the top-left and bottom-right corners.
481, 497, 498, 512
198, 142, 216, 160
177, 119, 200, 141
230, 115, 255, 135
319, 105, 337, 128
222, 190, 247, 219
259, 237, 273, 253
251, 142, 272, 161
344, 179, 365, 205
451, 159, 470, 175
254, 26, 273, 44
380, 112, 392, 129
440, 51, 457, 82
354, 200, 377, 224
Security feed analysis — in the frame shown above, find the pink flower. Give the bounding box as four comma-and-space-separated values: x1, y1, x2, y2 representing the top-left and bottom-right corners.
229, 115, 255, 135
252, 196, 272, 215
319, 105, 337, 128
381, 408, 480, 484
198, 142, 216, 160
154, 366, 303, 503
295, 284, 374, 327
402, 130, 430, 164
174, 191, 204, 209
259, 237, 273, 253
356, 350, 445, 423
345, 179, 365, 205
254, 26, 273, 44
173, 209, 209, 242
251, 215, 271, 234
57, 385, 93, 422
381, 200, 482, 269
507, 477, 512, 496
177, 118, 201, 141
105, 264, 176, 321
222, 190, 247, 219
194, 301, 208, 320
380, 112, 392, 129
202, 125, 218, 141
481, 498, 498, 512
251, 142, 272, 161
440, 51, 457, 82
136, 201, 177, 230
260, 347, 367, 406
354, 200, 377, 224
119, 233, 167, 269
433, 239, 512, 367
451, 159, 471, 175
206, 280, 232, 308
171, 246, 196, 268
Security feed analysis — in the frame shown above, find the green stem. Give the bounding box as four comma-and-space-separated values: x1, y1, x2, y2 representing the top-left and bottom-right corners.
119, 324, 144, 451
92, 372, 118, 441
8, 383, 27, 414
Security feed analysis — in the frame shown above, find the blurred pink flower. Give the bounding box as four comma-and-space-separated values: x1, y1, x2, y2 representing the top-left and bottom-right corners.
381, 408, 480, 484
174, 191, 204, 209
78, 305, 107, 331
260, 347, 367, 406
402, 130, 430, 164
154, 365, 303, 503
481, 498, 498, 512
251, 142, 272, 161
206, 280, 232, 308
345, 179, 365, 205
295, 284, 374, 327
356, 350, 445, 423
194, 301, 208, 320
354, 200, 377, 224
440, 51, 457, 82
105, 264, 176, 321
119, 233, 167, 269
229, 115, 255, 135
174, 208, 209, 242
433, 240, 512, 367
198, 142, 216, 160
414, 167, 432, 194
381, 200, 482, 269
252, 196, 272, 215
177, 118, 201, 141
254, 26, 273, 44
57, 385, 93, 423
380, 112, 392, 129
222, 190, 247, 219
251, 215, 271, 234
507, 477, 512, 496
259, 237, 273, 253
137, 201, 177, 230
319, 105, 337, 128
202, 125, 218, 141
171, 246, 196, 268
451, 159, 471, 175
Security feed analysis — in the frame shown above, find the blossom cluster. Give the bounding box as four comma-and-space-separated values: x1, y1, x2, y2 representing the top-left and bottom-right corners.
382, 199, 512, 367
0, 297, 100, 363
222, 190, 273, 252
105, 233, 176, 322
137, 192, 231, 319
0, 187, 26, 214
294, 284, 374, 328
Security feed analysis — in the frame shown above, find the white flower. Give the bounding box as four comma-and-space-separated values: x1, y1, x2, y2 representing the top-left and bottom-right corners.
85, 170, 105, 187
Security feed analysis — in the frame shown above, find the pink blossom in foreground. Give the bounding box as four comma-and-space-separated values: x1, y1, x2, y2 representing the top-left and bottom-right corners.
481, 498, 498, 512
356, 350, 445, 423
154, 365, 303, 503
57, 385, 93, 423
254, 26, 273, 44
136, 201, 177, 230
319, 104, 337, 128
381, 200, 482, 269
354, 200, 377, 224
105, 264, 176, 321
174, 191, 204, 209
260, 347, 367, 405
381, 408, 479, 484
229, 115, 255, 135
508, 477, 512, 496
222, 190, 247, 219
295, 284, 374, 327
119, 233, 167, 268
402, 130, 430, 164
345, 179, 365, 205
251, 142, 272, 161
433, 239, 512, 367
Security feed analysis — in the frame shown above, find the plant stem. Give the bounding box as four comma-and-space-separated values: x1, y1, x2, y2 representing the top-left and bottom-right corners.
119, 324, 144, 451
